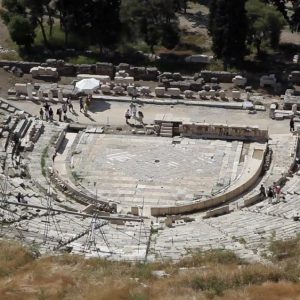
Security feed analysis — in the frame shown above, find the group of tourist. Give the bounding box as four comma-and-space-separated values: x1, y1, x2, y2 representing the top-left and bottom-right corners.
125, 102, 144, 126
39, 97, 76, 122
260, 183, 284, 204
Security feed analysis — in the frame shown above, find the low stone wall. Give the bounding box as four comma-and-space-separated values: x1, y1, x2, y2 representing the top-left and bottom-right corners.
0, 60, 40, 73
179, 123, 269, 143
151, 144, 266, 216
0, 59, 159, 80
200, 70, 239, 83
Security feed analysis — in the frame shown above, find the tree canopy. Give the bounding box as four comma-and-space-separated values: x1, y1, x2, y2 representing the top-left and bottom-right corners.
209, 0, 248, 66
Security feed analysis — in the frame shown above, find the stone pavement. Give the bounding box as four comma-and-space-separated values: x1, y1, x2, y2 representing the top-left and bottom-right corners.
68, 134, 246, 210
5, 98, 291, 134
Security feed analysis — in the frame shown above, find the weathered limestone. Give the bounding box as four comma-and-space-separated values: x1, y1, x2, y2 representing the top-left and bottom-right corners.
26, 83, 33, 99
167, 88, 181, 97
204, 205, 230, 218
101, 84, 111, 94
140, 86, 151, 96
155, 87, 165, 97
30, 66, 58, 79
232, 90, 241, 100
184, 90, 194, 99
260, 74, 276, 88
113, 86, 125, 95
232, 75, 247, 87
180, 123, 268, 142
15, 83, 27, 95
198, 90, 208, 99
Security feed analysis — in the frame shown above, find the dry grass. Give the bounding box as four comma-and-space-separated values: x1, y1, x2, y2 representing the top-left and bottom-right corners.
0, 240, 300, 299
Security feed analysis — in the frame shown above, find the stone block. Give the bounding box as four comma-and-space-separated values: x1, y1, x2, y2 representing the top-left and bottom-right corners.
123, 76, 134, 85
155, 87, 165, 97
140, 86, 151, 96
95, 62, 114, 78
76, 64, 93, 74
168, 88, 181, 97
232, 90, 241, 100
101, 84, 111, 94
204, 205, 230, 218
114, 76, 124, 85
232, 75, 247, 87
15, 83, 27, 95
184, 90, 194, 98
113, 86, 125, 94
198, 90, 208, 99
260, 74, 276, 88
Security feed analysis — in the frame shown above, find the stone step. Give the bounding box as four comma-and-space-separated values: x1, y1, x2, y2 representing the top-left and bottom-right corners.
160, 128, 173, 134
161, 122, 173, 127
160, 133, 173, 137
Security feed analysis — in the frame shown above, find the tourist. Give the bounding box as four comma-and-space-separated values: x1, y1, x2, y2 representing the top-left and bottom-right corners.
45, 109, 49, 122
132, 85, 138, 100
16, 192, 22, 203
274, 185, 281, 202
84, 96, 91, 113
62, 102, 68, 115
67, 97, 75, 113
290, 117, 295, 132
259, 184, 266, 198
43, 102, 50, 112
56, 107, 63, 122
138, 111, 144, 125
39, 108, 44, 120
49, 107, 54, 122
79, 97, 84, 112
125, 109, 131, 124
52, 151, 57, 162
267, 187, 274, 204
130, 102, 137, 118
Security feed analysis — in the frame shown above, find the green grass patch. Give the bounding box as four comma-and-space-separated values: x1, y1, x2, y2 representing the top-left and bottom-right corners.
189, 249, 245, 266
269, 235, 300, 261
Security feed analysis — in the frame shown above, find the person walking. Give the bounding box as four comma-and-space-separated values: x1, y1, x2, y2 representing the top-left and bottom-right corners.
267, 187, 274, 204
39, 108, 44, 120
56, 107, 63, 122
125, 109, 131, 124
45, 109, 49, 122
290, 117, 295, 132
67, 97, 75, 113
132, 85, 138, 100
62, 102, 68, 115
49, 107, 54, 122
130, 102, 137, 118
275, 185, 281, 202
79, 97, 84, 112
138, 110, 144, 125
43, 102, 50, 112
259, 184, 266, 198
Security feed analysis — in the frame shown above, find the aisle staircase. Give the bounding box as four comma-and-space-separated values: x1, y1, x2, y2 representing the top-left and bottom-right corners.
160, 122, 173, 137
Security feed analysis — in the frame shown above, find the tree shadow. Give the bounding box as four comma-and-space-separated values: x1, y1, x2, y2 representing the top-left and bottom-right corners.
84, 113, 96, 122
88, 101, 111, 113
